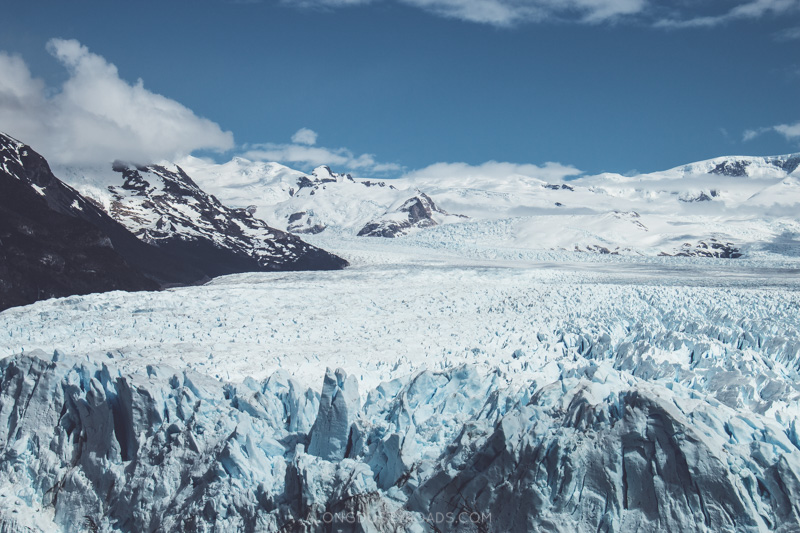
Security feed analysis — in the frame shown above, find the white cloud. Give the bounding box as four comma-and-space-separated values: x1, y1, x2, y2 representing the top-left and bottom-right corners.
398, 0, 543, 26
0, 54, 45, 102
572, 0, 647, 23
657, 0, 800, 27
730, 0, 798, 18
243, 136, 403, 175
243, 138, 582, 182
291, 127, 318, 145
775, 26, 800, 40
774, 121, 800, 140
284, 0, 800, 27
0, 39, 233, 166
401, 160, 583, 184
0, 54, 49, 145
298, 0, 647, 25
743, 121, 800, 142
742, 128, 768, 142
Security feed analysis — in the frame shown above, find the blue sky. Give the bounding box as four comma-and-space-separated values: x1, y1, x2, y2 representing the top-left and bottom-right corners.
1, 0, 799, 177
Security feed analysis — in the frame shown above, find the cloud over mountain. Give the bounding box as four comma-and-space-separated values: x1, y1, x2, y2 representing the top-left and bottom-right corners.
243, 129, 403, 175
402, 160, 583, 183
0, 39, 233, 166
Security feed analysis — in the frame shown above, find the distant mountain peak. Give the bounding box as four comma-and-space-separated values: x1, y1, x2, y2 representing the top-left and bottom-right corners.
671, 152, 800, 179
358, 191, 466, 238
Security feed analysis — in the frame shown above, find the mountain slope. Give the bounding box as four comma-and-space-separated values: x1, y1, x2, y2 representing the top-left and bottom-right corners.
0, 133, 165, 310
178, 159, 447, 237
0, 132, 223, 289
60, 163, 349, 274
358, 192, 467, 237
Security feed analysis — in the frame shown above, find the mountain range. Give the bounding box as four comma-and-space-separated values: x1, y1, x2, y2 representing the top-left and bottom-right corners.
174, 151, 800, 259
0, 133, 347, 311
4, 127, 800, 311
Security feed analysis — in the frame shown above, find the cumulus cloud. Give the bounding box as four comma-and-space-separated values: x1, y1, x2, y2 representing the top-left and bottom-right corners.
0, 39, 233, 166
291, 127, 319, 145
282, 0, 799, 26
401, 160, 583, 184
0, 54, 49, 145
743, 121, 800, 142
243, 133, 403, 175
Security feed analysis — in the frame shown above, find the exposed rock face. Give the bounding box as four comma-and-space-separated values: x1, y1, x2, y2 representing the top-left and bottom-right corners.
773, 155, 800, 174
575, 244, 621, 254
358, 192, 465, 238
544, 183, 574, 191
662, 239, 743, 258
287, 211, 327, 234
711, 160, 751, 177
687, 154, 800, 178
0, 133, 163, 311
291, 166, 397, 198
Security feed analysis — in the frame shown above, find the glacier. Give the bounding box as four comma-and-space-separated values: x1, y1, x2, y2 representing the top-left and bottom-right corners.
1, 241, 800, 532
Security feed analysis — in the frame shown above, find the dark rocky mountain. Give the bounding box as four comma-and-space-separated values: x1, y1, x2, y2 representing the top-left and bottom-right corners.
710, 160, 751, 177
660, 238, 743, 258
358, 192, 466, 238
0, 133, 169, 311
693, 154, 800, 177
0, 132, 348, 311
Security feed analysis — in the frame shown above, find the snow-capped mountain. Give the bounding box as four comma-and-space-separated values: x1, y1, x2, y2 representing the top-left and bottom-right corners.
176, 152, 800, 259
0, 133, 174, 310
672, 153, 800, 178
0, 130, 351, 310
177, 160, 424, 236
58, 162, 348, 275
357, 192, 466, 238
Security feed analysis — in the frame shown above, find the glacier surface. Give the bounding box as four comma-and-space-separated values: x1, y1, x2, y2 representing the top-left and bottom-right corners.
1, 241, 800, 532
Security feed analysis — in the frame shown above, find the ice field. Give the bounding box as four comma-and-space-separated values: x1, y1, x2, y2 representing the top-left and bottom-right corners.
1, 237, 800, 532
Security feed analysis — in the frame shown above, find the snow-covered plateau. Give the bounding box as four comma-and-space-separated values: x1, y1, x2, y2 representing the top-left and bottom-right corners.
1, 235, 800, 532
